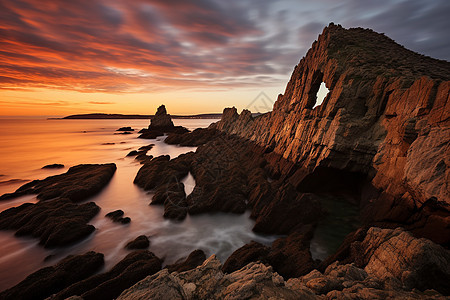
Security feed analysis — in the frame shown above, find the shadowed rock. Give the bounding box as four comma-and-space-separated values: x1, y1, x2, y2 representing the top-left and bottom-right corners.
165, 128, 219, 146
138, 105, 189, 139
51, 250, 162, 300
166, 249, 206, 273
42, 163, 64, 169
0, 198, 100, 248
0, 251, 104, 300
105, 210, 131, 224
117, 127, 134, 131
0, 163, 116, 202
125, 235, 150, 250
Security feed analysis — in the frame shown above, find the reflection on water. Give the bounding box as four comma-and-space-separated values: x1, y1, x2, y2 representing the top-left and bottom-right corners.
0, 118, 278, 290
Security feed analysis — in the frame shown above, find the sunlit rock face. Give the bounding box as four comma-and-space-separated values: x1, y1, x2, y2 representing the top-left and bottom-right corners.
215, 24, 450, 245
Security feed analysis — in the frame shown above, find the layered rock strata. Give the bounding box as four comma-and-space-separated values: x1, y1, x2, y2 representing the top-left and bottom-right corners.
212, 24, 450, 246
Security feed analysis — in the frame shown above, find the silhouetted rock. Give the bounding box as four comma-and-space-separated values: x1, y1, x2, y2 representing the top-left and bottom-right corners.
42, 163, 64, 169
126, 150, 138, 156
0, 251, 104, 300
138, 105, 189, 139
125, 235, 150, 250
222, 241, 270, 274
105, 210, 131, 224
0, 198, 100, 247
117, 127, 134, 131
51, 250, 162, 300
0, 163, 116, 202
166, 249, 206, 273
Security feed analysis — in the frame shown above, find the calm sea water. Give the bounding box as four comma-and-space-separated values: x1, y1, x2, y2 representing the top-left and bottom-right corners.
0, 118, 279, 290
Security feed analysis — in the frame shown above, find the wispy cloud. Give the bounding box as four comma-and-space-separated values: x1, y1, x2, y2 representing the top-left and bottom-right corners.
0, 0, 448, 94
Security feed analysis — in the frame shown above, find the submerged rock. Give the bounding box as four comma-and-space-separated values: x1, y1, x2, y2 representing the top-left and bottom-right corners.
117, 126, 134, 131
105, 210, 131, 224
0, 251, 104, 300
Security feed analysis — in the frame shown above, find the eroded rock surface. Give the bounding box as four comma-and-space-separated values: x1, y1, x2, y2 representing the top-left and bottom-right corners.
213, 24, 450, 245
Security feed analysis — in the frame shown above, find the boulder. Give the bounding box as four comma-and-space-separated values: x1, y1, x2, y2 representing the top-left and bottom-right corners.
125, 235, 150, 250
105, 210, 131, 224
166, 249, 206, 273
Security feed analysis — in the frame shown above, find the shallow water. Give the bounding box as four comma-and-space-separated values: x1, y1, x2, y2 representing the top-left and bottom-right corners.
0, 118, 278, 290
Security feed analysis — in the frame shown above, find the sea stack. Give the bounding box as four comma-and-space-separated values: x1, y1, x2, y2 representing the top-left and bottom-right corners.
149, 105, 174, 130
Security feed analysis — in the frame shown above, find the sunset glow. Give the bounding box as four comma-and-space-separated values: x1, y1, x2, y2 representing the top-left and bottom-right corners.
1, 0, 448, 116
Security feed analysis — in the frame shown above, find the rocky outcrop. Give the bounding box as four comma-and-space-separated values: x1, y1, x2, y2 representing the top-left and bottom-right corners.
0, 198, 100, 247
139, 105, 188, 139
42, 163, 64, 169
0, 163, 116, 202
118, 251, 447, 300
50, 250, 162, 300
0, 251, 104, 300
214, 24, 450, 245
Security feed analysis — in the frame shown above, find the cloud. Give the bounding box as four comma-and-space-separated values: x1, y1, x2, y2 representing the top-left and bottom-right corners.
88, 101, 116, 105
0, 0, 448, 94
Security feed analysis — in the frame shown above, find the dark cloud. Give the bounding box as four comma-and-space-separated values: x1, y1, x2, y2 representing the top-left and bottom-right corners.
0, 0, 448, 93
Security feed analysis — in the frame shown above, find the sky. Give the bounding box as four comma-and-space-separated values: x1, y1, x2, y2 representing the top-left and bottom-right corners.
0, 0, 449, 117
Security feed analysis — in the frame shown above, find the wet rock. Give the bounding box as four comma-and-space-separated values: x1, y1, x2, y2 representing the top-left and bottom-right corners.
125, 235, 150, 250
166, 249, 206, 273
126, 150, 138, 156
0, 198, 100, 248
224, 225, 316, 279
105, 210, 131, 224
0, 163, 116, 202
42, 163, 64, 169
51, 250, 162, 300
0, 251, 104, 300
117, 126, 134, 131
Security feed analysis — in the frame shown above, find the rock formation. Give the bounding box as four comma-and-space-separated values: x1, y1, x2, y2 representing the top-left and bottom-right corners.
212, 23, 450, 246
118, 236, 449, 299
139, 105, 188, 139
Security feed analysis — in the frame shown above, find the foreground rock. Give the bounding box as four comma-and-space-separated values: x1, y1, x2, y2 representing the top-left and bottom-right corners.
0, 198, 100, 247
119, 252, 446, 300
139, 105, 189, 139
0, 164, 116, 247
0, 251, 104, 300
50, 250, 162, 300
165, 128, 219, 146
0, 163, 117, 202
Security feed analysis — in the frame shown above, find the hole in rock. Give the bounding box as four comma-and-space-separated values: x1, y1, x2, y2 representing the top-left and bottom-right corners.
313, 82, 329, 109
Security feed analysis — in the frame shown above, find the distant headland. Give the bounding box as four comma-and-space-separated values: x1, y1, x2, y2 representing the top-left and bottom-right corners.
57, 113, 223, 119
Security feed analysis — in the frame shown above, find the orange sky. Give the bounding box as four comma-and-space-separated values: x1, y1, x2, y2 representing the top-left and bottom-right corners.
1, 0, 448, 117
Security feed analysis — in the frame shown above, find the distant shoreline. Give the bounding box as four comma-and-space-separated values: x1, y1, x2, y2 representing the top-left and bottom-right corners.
51, 113, 223, 120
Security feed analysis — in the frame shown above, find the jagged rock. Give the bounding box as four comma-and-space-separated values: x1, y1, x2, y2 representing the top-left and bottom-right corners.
125, 235, 150, 250
0, 163, 116, 202
0, 252, 104, 300
213, 24, 450, 245
166, 249, 206, 273
138, 105, 189, 139
0, 198, 99, 248
222, 241, 270, 274
50, 250, 162, 300
105, 210, 131, 224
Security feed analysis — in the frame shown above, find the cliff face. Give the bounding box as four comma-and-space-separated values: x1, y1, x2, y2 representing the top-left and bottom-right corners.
215, 24, 450, 244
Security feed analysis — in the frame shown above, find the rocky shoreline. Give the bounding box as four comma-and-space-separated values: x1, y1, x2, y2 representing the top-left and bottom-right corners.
0, 24, 448, 299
